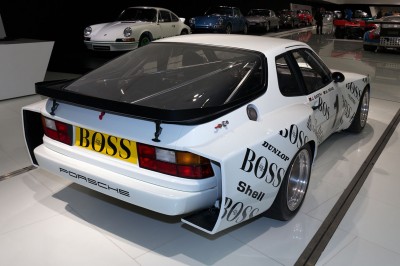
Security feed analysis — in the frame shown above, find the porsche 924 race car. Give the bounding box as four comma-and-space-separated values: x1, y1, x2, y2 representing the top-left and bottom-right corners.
83, 6, 190, 51
23, 34, 370, 235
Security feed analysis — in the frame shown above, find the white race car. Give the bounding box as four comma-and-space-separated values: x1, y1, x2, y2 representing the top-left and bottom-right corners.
23, 34, 370, 234
83, 6, 190, 51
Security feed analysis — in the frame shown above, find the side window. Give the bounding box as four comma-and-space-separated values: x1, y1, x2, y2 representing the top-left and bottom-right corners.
276, 54, 305, 97
291, 49, 331, 93
159, 10, 171, 22
171, 12, 179, 22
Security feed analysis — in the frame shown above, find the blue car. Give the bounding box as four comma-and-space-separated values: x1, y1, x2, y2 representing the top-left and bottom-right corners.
189, 6, 248, 34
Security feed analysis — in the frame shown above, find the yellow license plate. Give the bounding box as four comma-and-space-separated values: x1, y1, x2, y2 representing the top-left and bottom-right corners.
75, 127, 138, 164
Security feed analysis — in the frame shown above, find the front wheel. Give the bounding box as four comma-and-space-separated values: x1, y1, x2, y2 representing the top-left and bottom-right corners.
265, 144, 312, 220
139, 34, 151, 47
225, 24, 232, 34
347, 88, 370, 133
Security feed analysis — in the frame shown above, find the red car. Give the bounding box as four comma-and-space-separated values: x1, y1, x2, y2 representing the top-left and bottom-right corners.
297, 10, 313, 26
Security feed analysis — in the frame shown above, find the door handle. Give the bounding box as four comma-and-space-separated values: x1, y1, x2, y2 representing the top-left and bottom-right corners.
311, 103, 321, 110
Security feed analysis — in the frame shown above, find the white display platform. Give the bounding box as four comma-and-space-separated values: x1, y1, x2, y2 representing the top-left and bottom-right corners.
0, 39, 53, 100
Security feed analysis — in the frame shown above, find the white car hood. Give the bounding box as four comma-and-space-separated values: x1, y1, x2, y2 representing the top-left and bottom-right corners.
92, 21, 152, 40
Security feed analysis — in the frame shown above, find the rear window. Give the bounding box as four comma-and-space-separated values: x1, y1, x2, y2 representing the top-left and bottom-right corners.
65, 43, 266, 110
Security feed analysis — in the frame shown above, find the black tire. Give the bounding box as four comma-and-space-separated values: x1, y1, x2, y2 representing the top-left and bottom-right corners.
266, 23, 270, 32
265, 144, 312, 221
363, 44, 376, 52
243, 24, 248, 35
347, 87, 370, 133
180, 29, 188, 35
225, 24, 232, 34
139, 34, 151, 47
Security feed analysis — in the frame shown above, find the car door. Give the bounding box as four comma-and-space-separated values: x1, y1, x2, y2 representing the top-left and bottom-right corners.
275, 49, 341, 144
158, 10, 179, 38
291, 49, 342, 143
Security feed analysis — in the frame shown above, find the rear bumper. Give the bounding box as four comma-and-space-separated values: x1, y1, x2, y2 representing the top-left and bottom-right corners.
34, 144, 218, 215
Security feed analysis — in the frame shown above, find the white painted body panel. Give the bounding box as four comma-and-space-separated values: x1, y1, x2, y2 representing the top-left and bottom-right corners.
23, 34, 370, 234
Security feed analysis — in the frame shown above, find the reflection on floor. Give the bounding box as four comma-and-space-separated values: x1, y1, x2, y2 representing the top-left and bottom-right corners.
0, 30, 399, 266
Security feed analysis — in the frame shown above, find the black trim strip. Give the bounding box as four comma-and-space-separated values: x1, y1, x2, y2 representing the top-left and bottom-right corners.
0, 165, 37, 182
296, 108, 400, 266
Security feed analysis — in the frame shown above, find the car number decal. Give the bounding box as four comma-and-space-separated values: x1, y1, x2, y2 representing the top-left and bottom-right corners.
75, 127, 138, 164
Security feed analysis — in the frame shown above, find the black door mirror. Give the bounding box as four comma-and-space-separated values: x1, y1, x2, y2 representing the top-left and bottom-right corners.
332, 71, 345, 83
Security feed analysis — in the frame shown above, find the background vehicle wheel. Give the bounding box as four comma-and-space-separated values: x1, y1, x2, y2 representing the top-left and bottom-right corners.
347, 88, 370, 133
225, 24, 232, 34
265, 144, 312, 221
363, 44, 375, 51
275, 24, 280, 31
243, 24, 248, 34
266, 23, 270, 32
139, 34, 151, 47
291, 21, 295, 28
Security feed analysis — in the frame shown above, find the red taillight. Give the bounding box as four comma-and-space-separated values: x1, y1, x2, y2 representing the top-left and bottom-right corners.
42, 116, 72, 145
137, 143, 214, 179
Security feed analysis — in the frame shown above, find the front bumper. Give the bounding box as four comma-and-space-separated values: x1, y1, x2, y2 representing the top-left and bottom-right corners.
34, 144, 218, 216
84, 41, 139, 51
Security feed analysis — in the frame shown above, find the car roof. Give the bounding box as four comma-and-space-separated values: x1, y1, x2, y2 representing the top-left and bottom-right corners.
156, 34, 308, 55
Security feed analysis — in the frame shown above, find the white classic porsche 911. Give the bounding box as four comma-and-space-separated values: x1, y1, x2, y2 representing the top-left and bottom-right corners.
23, 34, 370, 234
83, 6, 191, 51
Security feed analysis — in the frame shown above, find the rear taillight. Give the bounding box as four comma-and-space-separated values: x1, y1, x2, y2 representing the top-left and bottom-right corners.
137, 143, 214, 179
42, 116, 73, 145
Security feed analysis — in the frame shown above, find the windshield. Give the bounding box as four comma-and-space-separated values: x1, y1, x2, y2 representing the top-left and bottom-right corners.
248, 9, 270, 16
65, 43, 266, 110
205, 7, 233, 16
118, 8, 157, 22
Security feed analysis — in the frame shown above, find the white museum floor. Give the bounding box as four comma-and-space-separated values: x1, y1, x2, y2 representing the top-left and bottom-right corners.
0, 28, 399, 266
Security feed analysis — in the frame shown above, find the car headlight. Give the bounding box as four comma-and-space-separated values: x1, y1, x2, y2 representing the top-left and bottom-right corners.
84, 26, 92, 36
124, 27, 132, 37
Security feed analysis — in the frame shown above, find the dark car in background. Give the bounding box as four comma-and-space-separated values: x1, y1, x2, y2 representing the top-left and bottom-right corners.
245, 9, 280, 32
278, 9, 300, 28
189, 6, 248, 34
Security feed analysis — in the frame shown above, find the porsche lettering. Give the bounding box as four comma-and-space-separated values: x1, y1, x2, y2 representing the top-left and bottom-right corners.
59, 168, 130, 197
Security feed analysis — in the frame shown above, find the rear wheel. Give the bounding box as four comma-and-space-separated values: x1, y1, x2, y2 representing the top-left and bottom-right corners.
266, 144, 312, 220
243, 24, 248, 34
348, 88, 370, 133
180, 29, 188, 35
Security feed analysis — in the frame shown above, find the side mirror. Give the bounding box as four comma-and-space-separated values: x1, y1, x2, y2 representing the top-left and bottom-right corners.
332, 71, 345, 83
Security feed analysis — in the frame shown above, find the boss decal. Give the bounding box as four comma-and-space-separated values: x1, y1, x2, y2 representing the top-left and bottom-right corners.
317, 97, 330, 120
279, 124, 309, 149
345, 82, 362, 100
221, 197, 260, 223
237, 181, 265, 201
240, 148, 285, 187
342, 95, 353, 119
262, 141, 290, 161
59, 168, 130, 197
